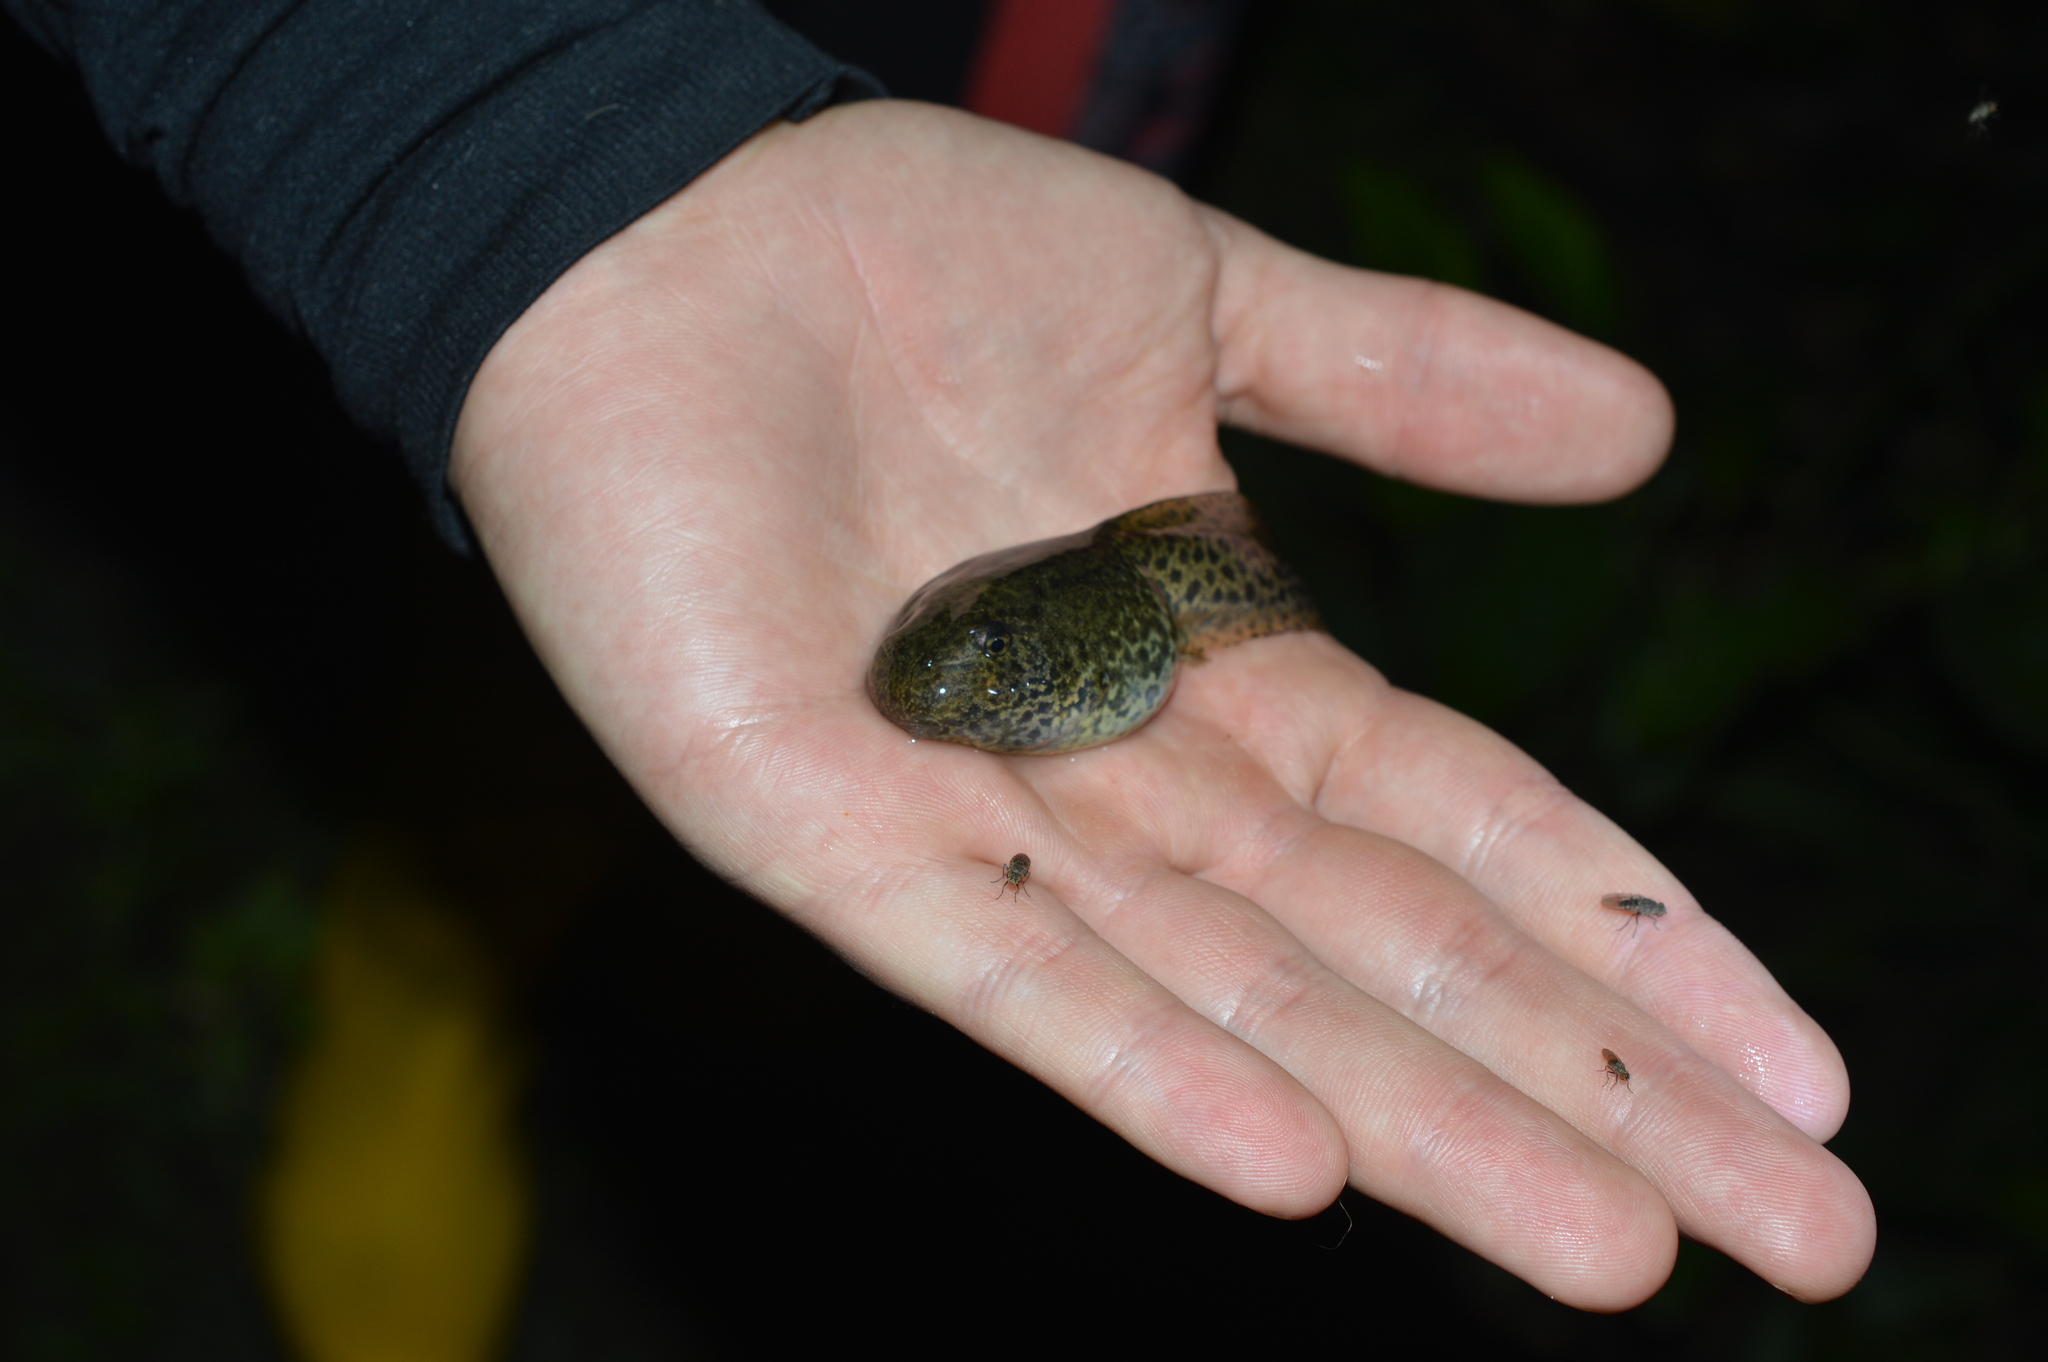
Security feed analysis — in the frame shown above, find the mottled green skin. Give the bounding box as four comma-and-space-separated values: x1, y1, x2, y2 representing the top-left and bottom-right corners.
868, 492, 1324, 754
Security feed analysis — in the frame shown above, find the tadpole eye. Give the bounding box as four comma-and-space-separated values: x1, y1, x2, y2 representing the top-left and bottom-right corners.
970, 619, 1010, 656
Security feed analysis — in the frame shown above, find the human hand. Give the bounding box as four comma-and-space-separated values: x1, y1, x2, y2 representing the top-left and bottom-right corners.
449, 101, 1873, 1309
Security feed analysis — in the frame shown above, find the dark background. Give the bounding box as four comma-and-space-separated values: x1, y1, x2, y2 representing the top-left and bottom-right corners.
3, 0, 2044, 1357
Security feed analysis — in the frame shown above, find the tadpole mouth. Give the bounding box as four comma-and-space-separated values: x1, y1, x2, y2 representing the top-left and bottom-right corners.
867, 647, 971, 740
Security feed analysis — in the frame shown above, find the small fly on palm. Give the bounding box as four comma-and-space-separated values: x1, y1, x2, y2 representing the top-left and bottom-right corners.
1601, 892, 1667, 936
994, 853, 1032, 900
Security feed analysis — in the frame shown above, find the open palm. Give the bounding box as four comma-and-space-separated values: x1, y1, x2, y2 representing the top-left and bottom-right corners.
450, 101, 1873, 1309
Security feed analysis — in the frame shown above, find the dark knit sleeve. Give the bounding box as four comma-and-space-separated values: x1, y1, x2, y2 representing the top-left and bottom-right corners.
2, 0, 880, 546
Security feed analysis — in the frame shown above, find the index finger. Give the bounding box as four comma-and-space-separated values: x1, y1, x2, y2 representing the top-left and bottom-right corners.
1187, 638, 1855, 1141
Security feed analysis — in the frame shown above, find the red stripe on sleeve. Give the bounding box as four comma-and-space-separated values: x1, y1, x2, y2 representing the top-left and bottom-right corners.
963, 0, 1119, 139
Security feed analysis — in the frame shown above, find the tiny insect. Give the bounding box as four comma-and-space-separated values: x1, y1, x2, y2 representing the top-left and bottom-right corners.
1601, 1048, 1633, 1091
1601, 892, 1667, 936
1968, 98, 1999, 136
994, 853, 1032, 900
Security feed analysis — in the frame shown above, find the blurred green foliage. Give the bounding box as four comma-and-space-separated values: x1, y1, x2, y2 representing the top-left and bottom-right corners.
1339, 161, 1487, 291
1480, 153, 1621, 337
0, 503, 317, 1361
1338, 152, 1620, 335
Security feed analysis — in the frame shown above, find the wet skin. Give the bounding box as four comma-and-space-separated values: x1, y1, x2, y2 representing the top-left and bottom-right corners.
868, 493, 1324, 754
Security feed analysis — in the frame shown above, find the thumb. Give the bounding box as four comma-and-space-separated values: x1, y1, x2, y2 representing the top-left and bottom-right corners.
1203, 208, 1674, 504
